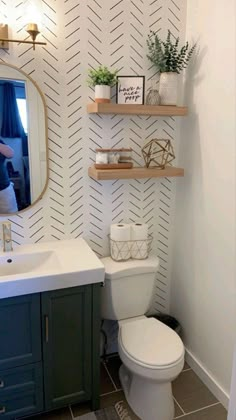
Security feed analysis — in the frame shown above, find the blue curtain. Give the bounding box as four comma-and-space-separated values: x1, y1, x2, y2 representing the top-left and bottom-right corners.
1, 82, 25, 137
1, 82, 28, 155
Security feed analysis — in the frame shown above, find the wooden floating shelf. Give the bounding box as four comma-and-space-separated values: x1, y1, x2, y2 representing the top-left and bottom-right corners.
87, 103, 188, 116
88, 165, 184, 181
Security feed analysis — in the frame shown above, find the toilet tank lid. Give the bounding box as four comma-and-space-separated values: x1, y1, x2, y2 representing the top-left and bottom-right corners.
101, 256, 159, 280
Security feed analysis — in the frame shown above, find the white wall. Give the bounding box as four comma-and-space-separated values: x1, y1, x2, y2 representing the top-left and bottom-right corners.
0, 1, 187, 349
171, 0, 236, 406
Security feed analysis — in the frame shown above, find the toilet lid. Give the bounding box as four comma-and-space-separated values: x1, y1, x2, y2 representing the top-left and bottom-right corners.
120, 317, 184, 368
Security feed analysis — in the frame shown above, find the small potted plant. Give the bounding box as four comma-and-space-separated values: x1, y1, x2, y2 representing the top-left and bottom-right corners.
88, 66, 118, 103
147, 30, 196, 105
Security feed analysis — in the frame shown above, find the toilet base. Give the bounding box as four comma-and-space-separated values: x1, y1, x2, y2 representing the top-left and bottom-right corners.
119, 364, 175, 420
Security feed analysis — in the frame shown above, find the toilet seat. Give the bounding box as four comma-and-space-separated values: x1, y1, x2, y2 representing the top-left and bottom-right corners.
119, 317, 184, 370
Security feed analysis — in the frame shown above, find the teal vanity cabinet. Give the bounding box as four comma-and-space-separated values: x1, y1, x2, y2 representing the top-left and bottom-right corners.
0, 284, 101, 419
0, 295, 43, 419
42, 285, 100, 410
0, 294, 41, 371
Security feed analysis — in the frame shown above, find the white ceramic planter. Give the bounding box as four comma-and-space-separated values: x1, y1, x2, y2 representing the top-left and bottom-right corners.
159, 72, 178, 105
95, 85, 111, 103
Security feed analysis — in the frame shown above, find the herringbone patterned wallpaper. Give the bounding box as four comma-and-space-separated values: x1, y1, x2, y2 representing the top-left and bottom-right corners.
0, 0, 186, 322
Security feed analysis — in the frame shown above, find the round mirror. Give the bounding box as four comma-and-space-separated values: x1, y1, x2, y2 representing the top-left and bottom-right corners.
0, 63, 48, 215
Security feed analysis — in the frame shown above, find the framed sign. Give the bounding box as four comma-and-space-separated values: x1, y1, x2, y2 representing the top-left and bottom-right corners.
116, 76, 145, 105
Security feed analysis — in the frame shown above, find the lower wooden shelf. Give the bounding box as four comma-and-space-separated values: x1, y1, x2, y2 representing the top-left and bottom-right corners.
87, 103, 188, 116
88, 165, 184, 180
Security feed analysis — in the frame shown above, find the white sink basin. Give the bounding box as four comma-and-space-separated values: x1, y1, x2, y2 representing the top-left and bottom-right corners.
0, 250, 60, 276
0, 239, 105, 299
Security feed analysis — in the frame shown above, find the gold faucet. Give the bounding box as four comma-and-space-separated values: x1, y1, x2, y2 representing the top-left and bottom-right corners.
2, 222, 13, 252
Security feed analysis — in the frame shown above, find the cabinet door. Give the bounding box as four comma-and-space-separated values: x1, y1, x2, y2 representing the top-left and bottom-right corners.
0, 362, 43, 397
0, 389, 43, 420
42, 286, 92, 410
0, 295, 41, 370
0, 363, 44, 419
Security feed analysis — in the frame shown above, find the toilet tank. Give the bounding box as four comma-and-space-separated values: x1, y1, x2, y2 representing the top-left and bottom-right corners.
101, 256, 159, 320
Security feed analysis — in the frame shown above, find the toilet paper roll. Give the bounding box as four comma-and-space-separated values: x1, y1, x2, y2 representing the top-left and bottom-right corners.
130, 223, 148, 259
110, 224, 131, 261
110, 223, 131, 241
131, 223, 148, 240
96, 152, 108, 164
108, 153, 120, 164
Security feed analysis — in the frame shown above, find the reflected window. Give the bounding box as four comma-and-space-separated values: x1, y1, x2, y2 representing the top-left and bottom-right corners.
16, 98, 28, 134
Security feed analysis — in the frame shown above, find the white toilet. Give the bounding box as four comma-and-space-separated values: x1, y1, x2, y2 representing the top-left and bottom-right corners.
101, 256, 185, 420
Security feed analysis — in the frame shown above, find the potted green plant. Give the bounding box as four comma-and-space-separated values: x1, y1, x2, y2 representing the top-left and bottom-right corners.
88, 66, 118, 103
147, 30, 196, 105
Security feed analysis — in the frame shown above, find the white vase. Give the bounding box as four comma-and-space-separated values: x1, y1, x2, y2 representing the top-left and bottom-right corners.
95, 85, 111, 103
159, 72, 178, 105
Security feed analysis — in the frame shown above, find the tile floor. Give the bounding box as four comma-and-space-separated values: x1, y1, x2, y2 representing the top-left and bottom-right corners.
28, 355, 228, 420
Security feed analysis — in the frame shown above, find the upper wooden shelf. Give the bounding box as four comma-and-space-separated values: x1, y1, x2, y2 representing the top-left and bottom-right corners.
88, 165, 184, 181
87, 103, 188, 116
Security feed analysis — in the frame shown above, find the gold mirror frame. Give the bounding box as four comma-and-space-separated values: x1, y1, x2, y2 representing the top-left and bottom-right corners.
0, 62, 49, 216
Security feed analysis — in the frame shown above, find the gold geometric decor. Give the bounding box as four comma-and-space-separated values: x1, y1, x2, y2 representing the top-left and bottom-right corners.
142, 139, 175, 169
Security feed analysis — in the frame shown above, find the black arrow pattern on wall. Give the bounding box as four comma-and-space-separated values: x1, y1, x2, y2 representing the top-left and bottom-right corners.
0, 0, 186, 317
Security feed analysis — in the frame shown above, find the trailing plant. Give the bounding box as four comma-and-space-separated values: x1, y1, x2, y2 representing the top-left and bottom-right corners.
87, 66, 118, 87
147, 30, 196, 74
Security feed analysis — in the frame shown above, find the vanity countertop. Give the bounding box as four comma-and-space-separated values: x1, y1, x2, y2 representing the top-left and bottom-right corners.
0, 238, 105, 299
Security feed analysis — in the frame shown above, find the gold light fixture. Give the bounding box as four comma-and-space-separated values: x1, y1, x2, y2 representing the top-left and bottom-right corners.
0, 1, 46, 50
0, 23, 46, 50
0, 24, 9, 49
26, 23, 41, 49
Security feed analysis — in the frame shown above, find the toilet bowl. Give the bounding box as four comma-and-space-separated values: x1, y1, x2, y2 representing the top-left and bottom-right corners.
101, 256, 185, 420
118, 316, 184, 420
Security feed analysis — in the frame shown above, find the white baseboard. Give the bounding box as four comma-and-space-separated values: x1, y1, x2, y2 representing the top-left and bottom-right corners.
228, 349, 236, 420
185, 348, 229, 410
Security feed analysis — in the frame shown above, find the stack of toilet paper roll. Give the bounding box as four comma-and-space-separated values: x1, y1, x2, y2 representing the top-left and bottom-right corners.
131, 223, 149, 259
110, 223, 149, 261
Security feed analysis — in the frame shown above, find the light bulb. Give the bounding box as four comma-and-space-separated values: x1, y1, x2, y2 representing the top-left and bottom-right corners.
24, 0, 43, 29
27, 4, 41, 26
0, 12, 7, 26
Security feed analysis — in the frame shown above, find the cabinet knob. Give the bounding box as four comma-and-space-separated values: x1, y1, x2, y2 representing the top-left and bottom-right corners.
0, 381, 4, 388
0, 406, 6, 414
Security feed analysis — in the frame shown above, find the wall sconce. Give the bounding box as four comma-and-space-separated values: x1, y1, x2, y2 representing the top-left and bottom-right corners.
0, 1, 46, 50
0, 24, 46, 50
0, 24, 9, 49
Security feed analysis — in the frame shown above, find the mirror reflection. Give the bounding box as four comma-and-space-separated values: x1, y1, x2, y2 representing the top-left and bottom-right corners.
0, 65, 48, 215
0, 80, 29, 213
